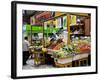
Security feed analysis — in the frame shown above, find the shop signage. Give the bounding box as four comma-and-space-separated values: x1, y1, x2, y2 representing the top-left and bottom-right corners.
35, 11, 54, 25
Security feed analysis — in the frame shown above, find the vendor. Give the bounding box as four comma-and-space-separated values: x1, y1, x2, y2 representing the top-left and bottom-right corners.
23, 36, 30, 65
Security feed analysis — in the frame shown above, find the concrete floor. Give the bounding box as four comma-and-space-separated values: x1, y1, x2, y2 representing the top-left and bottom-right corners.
22, 59, 54, 69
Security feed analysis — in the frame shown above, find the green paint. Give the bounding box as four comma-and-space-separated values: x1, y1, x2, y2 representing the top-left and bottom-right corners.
25, 24, 59, 33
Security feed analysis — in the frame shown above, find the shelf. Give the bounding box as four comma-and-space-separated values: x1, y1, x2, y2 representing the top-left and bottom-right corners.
70, 34, 84, 36
70, 23, 84, 27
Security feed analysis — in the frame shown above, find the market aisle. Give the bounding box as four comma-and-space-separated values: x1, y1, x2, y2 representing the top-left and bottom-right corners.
23, 59, 54, 69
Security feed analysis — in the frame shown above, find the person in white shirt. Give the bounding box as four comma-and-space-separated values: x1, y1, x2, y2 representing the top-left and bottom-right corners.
23, 37, 30, 65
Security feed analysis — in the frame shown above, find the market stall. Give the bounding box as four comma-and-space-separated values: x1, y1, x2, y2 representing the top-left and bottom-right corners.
23, 11, 91, 68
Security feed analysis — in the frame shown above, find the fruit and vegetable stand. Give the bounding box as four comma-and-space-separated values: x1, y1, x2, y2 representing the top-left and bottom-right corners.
29, 35, 90, 67
46, 37, 90, 67
28, 12, 91, 67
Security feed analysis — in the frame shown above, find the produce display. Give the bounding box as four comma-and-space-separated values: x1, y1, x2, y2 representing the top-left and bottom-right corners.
48, 39, 63, 49
51, 45, 74, 59
72, 37, 91, 54
48, 36, 90, 59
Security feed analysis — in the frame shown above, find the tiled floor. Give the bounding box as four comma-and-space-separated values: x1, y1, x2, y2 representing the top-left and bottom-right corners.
22, 59, 54, 69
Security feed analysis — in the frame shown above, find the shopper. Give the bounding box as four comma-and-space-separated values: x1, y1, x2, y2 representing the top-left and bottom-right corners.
23, 36, 30, 65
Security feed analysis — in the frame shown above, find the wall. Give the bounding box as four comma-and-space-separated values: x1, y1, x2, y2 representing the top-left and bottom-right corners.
0, 0, 99, 80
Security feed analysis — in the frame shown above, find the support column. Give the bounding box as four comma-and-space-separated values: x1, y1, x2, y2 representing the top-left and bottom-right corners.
67, 14, 71, 45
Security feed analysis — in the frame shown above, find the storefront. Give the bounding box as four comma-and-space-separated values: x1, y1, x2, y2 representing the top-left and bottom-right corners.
23, 10, 91, 68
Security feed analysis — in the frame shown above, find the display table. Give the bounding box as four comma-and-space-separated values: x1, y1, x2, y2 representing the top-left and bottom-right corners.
47, 49, 90, 67
54, 53, 90, 67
